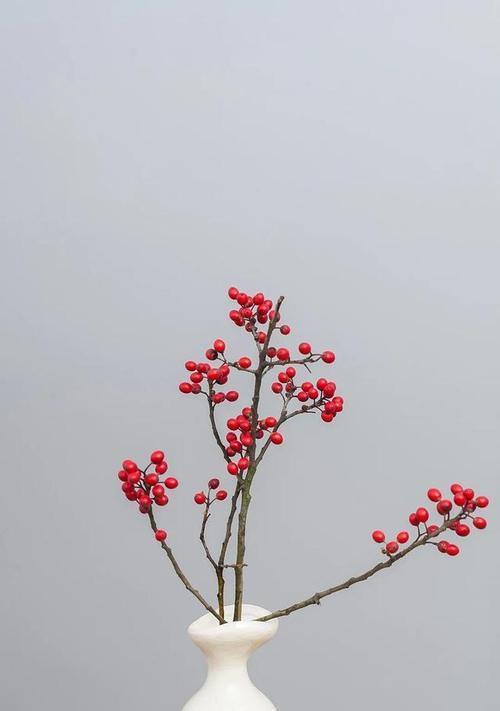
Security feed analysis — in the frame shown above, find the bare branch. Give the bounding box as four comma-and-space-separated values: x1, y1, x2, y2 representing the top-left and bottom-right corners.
256, 516, 463, 622
146, 508, 225, 624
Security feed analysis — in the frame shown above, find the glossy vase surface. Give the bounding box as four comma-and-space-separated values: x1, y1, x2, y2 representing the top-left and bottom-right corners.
182, 604, 279, 710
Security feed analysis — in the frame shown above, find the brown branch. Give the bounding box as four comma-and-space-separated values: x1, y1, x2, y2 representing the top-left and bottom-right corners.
233, 296, 285, 621
256, 516, 463, 622
146, 508, 225, 624
199, 495, 226, 621
204, 389, 231, 463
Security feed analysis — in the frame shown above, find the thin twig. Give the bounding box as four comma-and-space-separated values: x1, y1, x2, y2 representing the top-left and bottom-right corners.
256, 515, 463, 622
146, 508, 225, 624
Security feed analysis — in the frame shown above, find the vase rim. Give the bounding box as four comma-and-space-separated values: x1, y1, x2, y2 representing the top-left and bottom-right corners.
188, 604, 279, 643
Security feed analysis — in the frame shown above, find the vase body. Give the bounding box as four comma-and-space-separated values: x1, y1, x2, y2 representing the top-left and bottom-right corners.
182, 604, 279, 711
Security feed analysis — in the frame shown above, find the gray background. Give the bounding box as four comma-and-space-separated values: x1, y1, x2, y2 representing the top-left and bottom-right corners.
1, 2, 499, 709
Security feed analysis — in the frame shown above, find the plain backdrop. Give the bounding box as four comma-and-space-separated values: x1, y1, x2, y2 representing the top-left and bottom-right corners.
1, 2, 499, 709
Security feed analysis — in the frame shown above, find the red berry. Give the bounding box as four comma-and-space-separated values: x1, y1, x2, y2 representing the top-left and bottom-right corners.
164, 477, 179, 489
144, 473, 159, 486
322, 351, 335, 364
122, 460, 138, 473
427, 525, 439, 534
265, 416, 277, 429
238, 357, 252, 369
372, 530, 385, 543
150, 450, 164, 465
437, 499, 452, 515
127, 470, 141, 484
298, 342, 311, 355
253, 292, 265, 305
278, 371, 289, 384
270, 432, 283, 445
156, 461, 168, 474
297, 391, 308, 402
463, 488, 475, 501
446, 543, 460, 556
240, 433, 253, 447
473, 517, 487, 529
118, 470, 128, 482
213, 339, 225, 353
416, 507, 429, 523
453, 492, 466, 506
208, 478, 220, 489
190, 372, 203, 384
271, 382, 283, 394
238, 457, 249, 470
216, 490, 228, 501
236, 292, 248, 305
409, 512, 419, 526
227, 462, 238, 475
280, 325, 291, 335
475, 496, 489, 508
179, 382, 192, 394
226, 391, 239, 402
397, 531, 409, 544
194, 492, 206, 505
206, 349, 218, 361
185, 360, 197, 371
321, 412, 334, 422
437, 541, 449, 553
276, 348, 290, 361
228, 287, 239, 300
301, 381, 313, 391
427, 488, 442, 502
386, 541, 399, 554
455, 523, 470, 537
152, 484, 164, 497
316, 378, 327, 391
155, 529, 167, 541
155, 494, 168, 506
450, 483, 463, 494
286, 366, 296, 378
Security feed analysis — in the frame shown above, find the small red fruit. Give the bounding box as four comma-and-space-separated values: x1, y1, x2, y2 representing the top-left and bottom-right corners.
238, 457, 249, 470
208, 478, 220, 489
216, 490, 228, 501
475, 496, 489, 508
194, 492, 207, 505
271, 382, 283, 394
322, 351, 335, 363
213, 339, 225, 353
276, 348, 290, 361
298, 342, 311, 355
227, 462, 238, 475
409, 512, 419, 526
455, 524, 470, 537
386, 541, 399, 554
238, 357, 252, 369
416, 507, 429, 523
446, 543, 460, 556
270, 432, 283, 445
228, 287, 239, 299
397, 531, 409, 544
155, 462, 168, 474
226, 391, 239, 402
473, 517, 487, 529
372, 530, 385, 543
122, 460, 138, 473
437, 499, 452, 515
179, 382, 193, 393
164, 477, 179, 489
437, 541, 449, 553
463, 488, 475, 501
450, 483, 463, 494
427, 488, 442, 502
453, 492, 466, 506
144, 473, 159, 486
155, 530, 167, 541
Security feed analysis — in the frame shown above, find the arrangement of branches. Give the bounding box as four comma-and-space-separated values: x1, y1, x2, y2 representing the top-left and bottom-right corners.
116, 288, 490, 625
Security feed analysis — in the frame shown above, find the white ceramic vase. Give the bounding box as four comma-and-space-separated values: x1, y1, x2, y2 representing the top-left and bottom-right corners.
182, 604, 279, 711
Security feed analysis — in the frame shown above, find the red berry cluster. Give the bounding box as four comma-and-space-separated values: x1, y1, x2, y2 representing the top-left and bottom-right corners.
194, 477, 228, 505
271, 368, 343, 423
227, 287, 278, 333
179, 342, 238, 405
117, 450, 179, 535
371, 483, 489, 558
